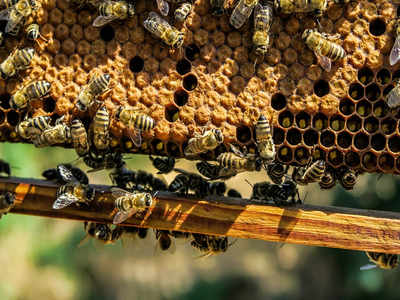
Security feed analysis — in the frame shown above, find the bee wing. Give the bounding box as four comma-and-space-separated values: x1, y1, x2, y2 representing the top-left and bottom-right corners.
390, 36, 400, 66
113, 208, 138, 224
230, 144, 244, 157
57, 164, 78, 183
360, 263, 377, 271
253, 3, 262, 24
156, 0, 169, 16
127, 127, 142, 147
110, 187, 129, 199
4, 11, 23, 34
0, 7, 11, 21
387, 87, 400, 108
316, 53, 332, 72
92, 15, 118, 27
53, 193, 79, 209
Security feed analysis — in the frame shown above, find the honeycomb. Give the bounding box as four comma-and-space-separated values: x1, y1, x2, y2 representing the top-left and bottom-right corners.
0, 0, 398, 173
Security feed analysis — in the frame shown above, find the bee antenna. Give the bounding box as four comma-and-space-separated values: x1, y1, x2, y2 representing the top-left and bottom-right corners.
245, 179, 253, 188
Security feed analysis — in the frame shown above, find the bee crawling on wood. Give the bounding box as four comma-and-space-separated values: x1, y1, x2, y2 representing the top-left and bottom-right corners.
80, 221, 123, 246
361, 252, 399, 271
171, 168, 209, 198
33, 116, 71, 147
266, 161, 288, 184
191, 233, 233, 257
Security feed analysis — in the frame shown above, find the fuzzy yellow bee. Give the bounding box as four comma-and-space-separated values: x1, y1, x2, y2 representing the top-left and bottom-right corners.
93, 0, 135, 27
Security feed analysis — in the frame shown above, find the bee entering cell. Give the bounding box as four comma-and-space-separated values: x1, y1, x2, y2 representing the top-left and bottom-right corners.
185, 44, 200, 61
167, 142, 180, 156
369, 18, 386, 36
383, 84, 394, 97
295, 112, 311, 129
376, 69, 391, 85
271, 93, 287, 111
371, 133, 386, 151
294, 147, 309, 165
337, 131, 352, 149
304, 129, 318, 146
0, 93, 10, 109
236, 126, 252, 144
348, 83, 363, 101
356, 100, 372, 117
129, 56, 144, 73
176, 59, 191, 76
278, 110, 293, 128
339, 98, 355, 116
381, 118, 396, 135
273, 127, 285, 144
378, 154, 394, 171
345, 152, 360, 168
313, 80, 330, 97
277, 146, 293, 163
100, 25, 115, 42
363, 116, 379, 134
389, 135, 400, 153
354, 132, 369, 150
174, 89, 189, 106
329, 115, 345, 131
373, 101, 388, 118
365, 84, 380, 102
312, 113, 328, 130
165, 105, 179, 122
320, 130, 335, 147
152, 139, 165, 155
328, 150, 343, 167
346, 115, 362, 132
43, 97, 56, 113
287, 128, 301, 145
358, 67, 374, 85
6, 110, 19, 126
183, 74, 198, 91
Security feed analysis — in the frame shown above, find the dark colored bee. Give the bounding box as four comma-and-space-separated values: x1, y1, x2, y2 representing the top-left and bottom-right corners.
196, 161, 237, 181
151, 176, 168, 191
137, 227, 148, 239
83, 222, 123, 245
170, 230, 190, 239
0, 191, 15, 217
0, 160, 11, 176
267, 162, 288, 184
155, 229, 174, 251
150, 155, 175, 174
208, 181, 226, 196
319, 167, 337, 190
293, 160, 325, 185
338, 167, 358, 190
173, 168, 209, 198
169, 173, 189, 195
191, 233, 230, 256
42, 164, 89, 185
227, 189, 242, 198
361, 252, 399, 270
84, 151, 124, 173
250, 178, 299, 205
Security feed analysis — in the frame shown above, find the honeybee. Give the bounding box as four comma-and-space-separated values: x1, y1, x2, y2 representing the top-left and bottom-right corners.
111, 187, 153, 224
16, 115, 51, 139
303, 29, 346, 72
83, 151, 123, 172
292, 160, 326, 185
266, 162, 288, 184
227, 189, 242, 198
168, 173, 189, 195
0, 191, 15, 217
0, 47, 34, 79
70, 119, 89, 157
10, 80, 51, 110
76, 73, 110, 111
390, 20, 400, 66
149, 155, 175, 174
338, 168, 358, 190
0, 160, 10, 176
255, 114, 275, 163
175, 2, 192, 22
184, 128, 224, 156
191, 234, 231, 257
34, 116, 71, 147
210, 0, 225, 16
25, 23, 48, 46
319, 167, 336, 189
229, 0, 258, 30
208, 181, 226, 196
196, 161, 237, 181
93, 0, 135, 27
115, 106, 155, 147
82, 222, 123, 245
169, 168, 209, 197
360, 252, 399, 271
0, 0, 38, 35
274, 0, 327, 16
217, 145, 262, 173
143, 12, 184, 49
252, 3, 273, 56
53, 164, 95, 209
386, 80, 400, 109
92, 106, 110, 151
155, 229, 176, 253
42, 164, 89, 185
156, 0, 169, 16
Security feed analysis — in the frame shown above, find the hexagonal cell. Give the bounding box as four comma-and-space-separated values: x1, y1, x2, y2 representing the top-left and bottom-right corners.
303, 129, 318, 146
271, 93, 287, 111
373, 100, 388, 118
371, 133, 386, 151
381, 117, 396, 135
389, 135, 400, 153
378, 154, 394, 172
130, 56, 144, 73
151, 139, 165, 155
383, 84, 394, 97
312, 147, 326, 161
337, 131, 352, 149
363, 116, 379, 134
174, 89, 189, 106
365, 83, 380, 102
236, 126, 252, 144
167, 141, 181, 157
346, 115, 362, 133
328, 149, 343, 167
0, 93, 10, 110
176, 59, 192, 76
278, 110, 294, 128
294, 146, 310, 165
277, 146, 293, 163
320, 130, 335, 148
314, 79, 330, 97
183, 74, 198, 91
339, 98, 355, 116
312, 113, 328, 130
358, 67, 374, 86
273, 127, 285, 145
329, 115, 345, 131
43, 97, 56, 113
295, 112, 310, 129
185, 44, 200, 61
376, 69, 391, 85
369, 18, 386, 36
356, 100, 372, 117
287, 128, 301, 145
348, 83, 363, 101
345, 152, 361, 168
165, 105, 179, 122
353, 132, 369, 150
6, 110, 19, 126
100, 25, 115, 42
361, 152, 377, 171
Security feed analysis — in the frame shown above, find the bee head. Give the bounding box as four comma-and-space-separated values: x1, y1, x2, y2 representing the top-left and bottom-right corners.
316, 160, 326, 170
213, 129, 224, 144
127, 3, 135, 17
103, 73, 111, 84
302, 29, 313, 41
95, 225, 110, 241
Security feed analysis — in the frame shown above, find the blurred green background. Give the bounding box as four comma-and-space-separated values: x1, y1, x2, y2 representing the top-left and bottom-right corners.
0, 142, 399, 300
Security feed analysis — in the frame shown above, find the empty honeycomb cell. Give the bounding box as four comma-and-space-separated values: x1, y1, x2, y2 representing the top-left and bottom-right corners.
312, 147, 326, 161
176, 59, 192, 76
337, 131, 352, 149
364, 116, 379, 134
6, 110, 19, 126
43, 97, 56, 113
277, 146, 293, 163
151, 139, 165, 155
312, 113, 328, 130
0, 94, 10, 110
357, 67, 374, 85
345, 152, 361, 168
295, 112, 310, 129
371, 133, 386, 151
183, 74, 198, 91
100, 25, 115, 42
328, 150, 343, 167
304, 129, 318, 146
236, 126, 252, 144
356, 100, 372, 117
271, 93, 287, 111
362, 152, 377, 171
389, 135, 400, 153
320, 130, 335, 148
381, 117, 396, 135
329, 115, 345, 131
369, 18, 386, 36
55, 23, 69, 40
378, 154, 394, 172
273, 127, 285, 145
365, 83, 380, 102
174, 89, 189, 107
129, 56, 144, 73
165, 106, 179, 122
287, 128, 302, 146
354, 132, 369, 150
349, 83, 364, 101
383, 84, 394, 97
313, 80, 330, 97
373, 100, 388, 118
294, 147, 310, 165
278, 110, 294, 128
339, 98, 355, 116
376, 68, 391, 85
346, 115, 362, 132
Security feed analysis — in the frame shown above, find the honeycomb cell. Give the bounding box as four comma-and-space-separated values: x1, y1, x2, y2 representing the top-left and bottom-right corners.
183, 74, 198, 91
320, 130, 335, 148
383, 84, 393, 97
278, 110, 294, 128
130, 56, 144, 73
381, 117, 396, 135
346, 115, 362, 132
329, 115, 345, 131
312, 113, 328, 130
371, 133, 386, 151
165, 105, 179, 122
0, 94, 10, 110
328, 149, 343, 167
362, 152, 377, 170
294, 146, 309, 165
364, 116, 379, 134
151, 139, 165, 155
304, 129, 318, 146
176, 59, 192, 76
100, 25, 115, 42
295, 112, 310, 129
271, 93, 287, 111
6, 110, 19, 126
354, 132, 369, 150
277, 146, 293, 163
376, 69, 391, 85
369, 18, 386, 36
312, 147, 326, 161
356, 100, 372, 117
357, 67, 374, 85
373, 101, 388, 118
273, 127, 285, 145
174, 89, 189, 107
287, 128, 301, 146
236, 126, 252, 144
389, 135, 400, 153
365, 83, 380, 102
337, 131, 352, 149
349, 83, 363, 101
314, 80, 330, 97
43, 97, 56, 113
345, 152, 361, 168
378, 154, 394, 172
339, 98, 355, 116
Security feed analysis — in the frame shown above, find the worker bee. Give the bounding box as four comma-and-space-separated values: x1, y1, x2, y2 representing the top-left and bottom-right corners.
0, 191, 15, 217
0, 0, 38, 35
109, 162, 135, 188
208, 181, 226, 196
252, 3, 273, 56
0, 47, 34, 79
319, 167, 336, 190
25, 23, 48, 46
92, 0, 135, 27
229, 0, 258, 30
111, 187, 154, 224
155, 229, 176, 253
42, 164, 89, 185
255, 114, 275, 163
292, 160, 326, 186
115, 106, 155, 147
184, 128, 224, 156
168, 173, 189, 195
227, 189, 242, 198
76, 73, 110, 111
84, 151, 123, 172
82, 222, 123, 245
303, 29, 346, 72
391, 18, 400, 66
196, 161, 237, 181
266, 162, 288, 184
191, 234, 231, 257
92, 106, 110, 151
10, 80, 51, 110
338, 167, 358, 190
360, 252, 399, 271
175, 2, 192, 22
274, 0, 327, 16
173, 168, 210, 197
53, 164, 95, 209
71, 119, 89, 157
143, 12, 184, 49
210, 0, 225, 16
386, 80, 400, 109
34, 116, 71, 147
0, 160, 10, 176
217, 145, 262, 173
149, 155, 175, 174
16, 115, 51, 139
